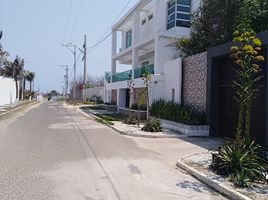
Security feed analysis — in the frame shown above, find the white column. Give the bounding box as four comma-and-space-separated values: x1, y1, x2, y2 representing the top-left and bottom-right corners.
154, 36, 164, 74
154, 0, 166, 33
121, 31, 126, 51
111, 30, 117, 82
132, 48, 139, 72
117, 89, 120, 107
132, 10, 140, 45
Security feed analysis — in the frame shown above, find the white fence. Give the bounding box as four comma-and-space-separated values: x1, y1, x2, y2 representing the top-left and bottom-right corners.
0, 76, 17, 106
83, 86, 104, 101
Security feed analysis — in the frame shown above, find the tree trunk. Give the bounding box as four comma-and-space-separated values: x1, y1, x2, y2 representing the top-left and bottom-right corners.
15, 78, 18, 99
30, 81, 32, 92
146, 83, 149, 120
23, 78, 26, 91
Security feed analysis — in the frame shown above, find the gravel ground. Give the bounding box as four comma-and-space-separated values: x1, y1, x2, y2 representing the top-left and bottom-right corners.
111, 121, 184, 138
181, 152, 268, 200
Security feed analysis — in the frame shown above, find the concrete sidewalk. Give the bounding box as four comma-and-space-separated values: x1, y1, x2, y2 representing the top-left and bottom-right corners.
0, 101, 39, 118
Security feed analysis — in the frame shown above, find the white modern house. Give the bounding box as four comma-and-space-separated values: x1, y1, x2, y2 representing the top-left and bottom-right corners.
104, 0, 201, 108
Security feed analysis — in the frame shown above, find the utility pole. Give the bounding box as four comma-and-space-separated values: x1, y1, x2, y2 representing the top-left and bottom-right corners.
79, 35, 87, 102
62, 43, 76, 100
59, 65, 69, 98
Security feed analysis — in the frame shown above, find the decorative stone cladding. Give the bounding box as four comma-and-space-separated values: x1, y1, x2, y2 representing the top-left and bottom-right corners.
182, 51, 207, 112
133, 88, 147, 105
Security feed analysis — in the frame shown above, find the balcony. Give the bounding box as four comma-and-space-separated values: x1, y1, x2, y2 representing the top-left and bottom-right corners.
106, 64, 154, 83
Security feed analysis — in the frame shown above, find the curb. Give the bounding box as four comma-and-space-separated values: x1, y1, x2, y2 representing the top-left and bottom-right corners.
0, 101, 39, 117
177, 159, 252, 200
76, 108, 183, 139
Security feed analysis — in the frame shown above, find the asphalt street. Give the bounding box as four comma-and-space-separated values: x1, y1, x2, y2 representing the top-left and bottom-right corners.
0, 101, 227, 200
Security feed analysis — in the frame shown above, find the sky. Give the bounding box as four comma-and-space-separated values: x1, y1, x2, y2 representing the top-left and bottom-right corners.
0, 0, 138, 92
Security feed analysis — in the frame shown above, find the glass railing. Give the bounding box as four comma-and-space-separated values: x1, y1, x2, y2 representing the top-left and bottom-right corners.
134, 64, 154, 79
106, 64, 155, 83
105, 72, 111, 83
112, 69, 132, 82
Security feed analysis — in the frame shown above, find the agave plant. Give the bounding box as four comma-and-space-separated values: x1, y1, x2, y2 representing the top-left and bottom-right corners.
211, 138, 268, 186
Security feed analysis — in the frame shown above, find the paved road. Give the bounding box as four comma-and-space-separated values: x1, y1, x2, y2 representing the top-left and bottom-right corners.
0, 102, 227, 200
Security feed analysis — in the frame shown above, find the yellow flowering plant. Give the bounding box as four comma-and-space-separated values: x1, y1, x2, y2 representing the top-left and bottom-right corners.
230, 28, 265, 143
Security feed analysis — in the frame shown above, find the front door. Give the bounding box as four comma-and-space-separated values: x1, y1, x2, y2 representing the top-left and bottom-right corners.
126, 89, 130, 108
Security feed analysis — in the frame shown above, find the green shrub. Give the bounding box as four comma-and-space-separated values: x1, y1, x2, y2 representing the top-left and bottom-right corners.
104, 101, 117, 105
230, 170, 252, 188
210, 138, 268, 187
150, 99, 206, 125
90, 95, 103, 104
142, 119, 162, 132
131, 103, 147, 111
124, 116, 138, 125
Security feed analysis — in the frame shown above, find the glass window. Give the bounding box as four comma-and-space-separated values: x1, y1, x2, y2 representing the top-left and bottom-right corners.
148, 14, 153, 20
142, 61, 149, 67
141, 19, 146, 25
176, 20, 190, 28
168, 13, 176, 22
126, 30, 132, 48
168, 6, 176, 15
167, 0, 191, 30
168, 0, 176, 8
167, 21, 176, 29
177, 5, 191, 12
177, 13, 190, 20
177, 0, 191, 6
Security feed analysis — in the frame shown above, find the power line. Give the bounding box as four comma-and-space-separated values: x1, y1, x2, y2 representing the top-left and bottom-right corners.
68, 0, 84, 40
87, 0, 197, 68
62, 0, 73, 43
88, 0, 161, 50
95, 0, 134, 45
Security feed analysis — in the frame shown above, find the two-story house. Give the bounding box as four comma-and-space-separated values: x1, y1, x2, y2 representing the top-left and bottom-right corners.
104, 0, 201, 108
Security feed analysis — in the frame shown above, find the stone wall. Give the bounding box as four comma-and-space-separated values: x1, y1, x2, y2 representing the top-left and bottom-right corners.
133, 88, 147, 105
182, 52, 207, 112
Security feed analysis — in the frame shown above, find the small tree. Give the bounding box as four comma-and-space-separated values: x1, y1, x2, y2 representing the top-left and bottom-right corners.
127, 73, 135, 108
141, 66, 152, 120
230, 25, 265, 143
177, 0, 241, 56
238, 0, 268, 33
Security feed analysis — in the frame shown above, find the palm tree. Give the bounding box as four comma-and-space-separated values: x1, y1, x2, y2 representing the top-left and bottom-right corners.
1, 57, 24, 99
25, 71, 35, 92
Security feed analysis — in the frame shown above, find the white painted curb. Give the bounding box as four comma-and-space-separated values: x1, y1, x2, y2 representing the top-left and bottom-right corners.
75, 108, 182, 139
177, 159, 252, 200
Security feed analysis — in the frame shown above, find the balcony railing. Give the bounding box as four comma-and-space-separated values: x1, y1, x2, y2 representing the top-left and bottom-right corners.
105, 72, 111, 83
134, 64, 154, 79
106, 64, 154, 83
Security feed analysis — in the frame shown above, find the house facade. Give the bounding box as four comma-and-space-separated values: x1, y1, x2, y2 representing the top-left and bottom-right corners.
104, 0, 201, 108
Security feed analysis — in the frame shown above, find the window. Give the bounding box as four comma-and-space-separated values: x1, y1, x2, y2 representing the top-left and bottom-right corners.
148, 14, 153, 20
141, 19, 146, 25
167, 0, 191, 30
126, 30, 132, 48
142, 61, 149, 67
167, 0, 176, 29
